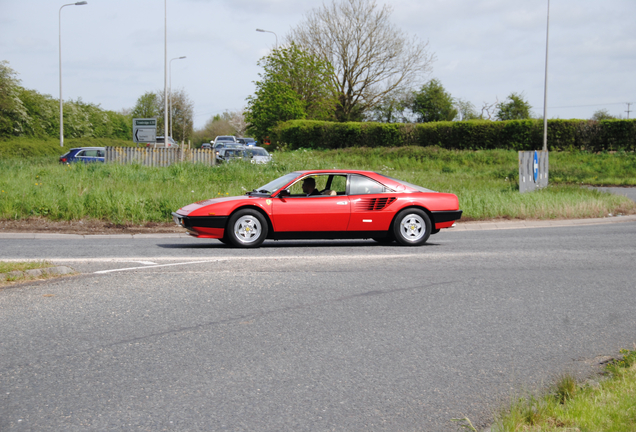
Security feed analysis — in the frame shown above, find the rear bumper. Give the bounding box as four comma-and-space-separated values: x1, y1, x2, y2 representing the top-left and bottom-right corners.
431, 210, 463, 224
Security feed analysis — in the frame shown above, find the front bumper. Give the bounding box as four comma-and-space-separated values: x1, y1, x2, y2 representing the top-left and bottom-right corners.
172, 212, 228, 232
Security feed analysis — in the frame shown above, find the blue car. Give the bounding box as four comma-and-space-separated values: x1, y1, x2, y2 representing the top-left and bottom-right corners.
59, 147, 105, 164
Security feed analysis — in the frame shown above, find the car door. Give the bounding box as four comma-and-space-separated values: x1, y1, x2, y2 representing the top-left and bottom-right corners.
271, 174, 350, 232
347, 174, 397, 232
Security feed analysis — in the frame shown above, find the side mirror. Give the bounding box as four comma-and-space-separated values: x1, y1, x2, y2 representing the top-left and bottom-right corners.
278, 189, 290, 198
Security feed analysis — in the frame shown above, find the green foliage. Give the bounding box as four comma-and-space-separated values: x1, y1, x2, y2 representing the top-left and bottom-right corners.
131, 92, 160, 119
1, 148, 634, 224
0, 60, 132, 141
495, 92, 532, 120
411, 79, 457, 122
591, 108, 616, 121
245, 44, 336, 141
272, 118, 636, 152
494, 349, 636, 432
0, 137, 136, 159
0, 60, 29, 137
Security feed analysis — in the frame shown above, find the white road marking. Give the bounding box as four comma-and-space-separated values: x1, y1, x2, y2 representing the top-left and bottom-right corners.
132, 261, 158, 265
93, 260, 215, 274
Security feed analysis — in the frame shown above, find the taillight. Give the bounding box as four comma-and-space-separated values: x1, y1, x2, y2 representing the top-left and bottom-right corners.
60, 158, 67, 162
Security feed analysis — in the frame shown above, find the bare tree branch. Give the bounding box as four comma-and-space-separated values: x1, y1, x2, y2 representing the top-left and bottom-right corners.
287, 0, 435, 121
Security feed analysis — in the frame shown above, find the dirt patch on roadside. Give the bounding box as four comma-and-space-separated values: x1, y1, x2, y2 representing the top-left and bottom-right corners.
0, 218, 185, 235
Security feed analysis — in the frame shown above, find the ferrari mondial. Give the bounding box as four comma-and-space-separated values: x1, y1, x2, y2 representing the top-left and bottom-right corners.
172, 170, 462, 248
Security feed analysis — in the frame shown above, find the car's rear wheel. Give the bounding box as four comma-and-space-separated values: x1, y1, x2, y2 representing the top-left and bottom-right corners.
393, 209, 431, 246
226, 209, 268, 248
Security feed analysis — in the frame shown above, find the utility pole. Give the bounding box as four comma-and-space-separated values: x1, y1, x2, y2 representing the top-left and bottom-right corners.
626, 103, 632, 120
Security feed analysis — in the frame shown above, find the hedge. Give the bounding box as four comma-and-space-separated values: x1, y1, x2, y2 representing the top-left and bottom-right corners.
271, 119, 636, 152
0, 137, 137, 159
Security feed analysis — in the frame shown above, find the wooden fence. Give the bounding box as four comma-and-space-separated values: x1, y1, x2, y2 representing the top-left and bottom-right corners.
105, 147, 215, 167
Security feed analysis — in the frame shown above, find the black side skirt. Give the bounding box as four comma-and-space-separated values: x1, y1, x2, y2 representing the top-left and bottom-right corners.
273, 231, 387, 240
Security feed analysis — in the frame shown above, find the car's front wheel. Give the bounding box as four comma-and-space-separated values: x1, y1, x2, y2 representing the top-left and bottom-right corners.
226, 209, 268, 248
393, 209, 431, 246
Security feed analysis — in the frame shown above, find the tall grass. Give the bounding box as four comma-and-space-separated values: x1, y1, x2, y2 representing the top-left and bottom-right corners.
0, 147, 634, 224
493, 349, 636, 432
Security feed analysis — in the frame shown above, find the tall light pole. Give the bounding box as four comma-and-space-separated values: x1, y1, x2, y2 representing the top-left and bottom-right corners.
59, 1, 87, 147
542, 0, 550, 152
256, 28, 278, 49
164, 0, 168, 141
169, 56, 186, 138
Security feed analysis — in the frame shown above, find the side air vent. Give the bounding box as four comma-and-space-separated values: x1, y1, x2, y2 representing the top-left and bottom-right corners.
356, 197, 397, 211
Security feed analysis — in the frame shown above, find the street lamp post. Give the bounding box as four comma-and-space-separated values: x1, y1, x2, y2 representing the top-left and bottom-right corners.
256, 28, 278, 49
164, 0, 168, 143
59, 1, 88, 147
542, 0, 550, 152
169, 56, 186, 138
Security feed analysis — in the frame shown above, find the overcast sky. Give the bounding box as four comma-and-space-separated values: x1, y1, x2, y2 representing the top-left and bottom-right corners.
2, 0, 635, 131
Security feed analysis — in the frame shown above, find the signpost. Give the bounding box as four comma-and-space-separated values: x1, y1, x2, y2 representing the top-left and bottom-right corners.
519, 150, 549, 193
133, 118, 157, 144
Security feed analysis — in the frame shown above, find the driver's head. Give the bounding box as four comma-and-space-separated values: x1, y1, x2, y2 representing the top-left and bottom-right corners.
302, 177, 316, 193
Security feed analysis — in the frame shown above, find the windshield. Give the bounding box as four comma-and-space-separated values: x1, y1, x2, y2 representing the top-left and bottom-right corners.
254, 172, 300, 194
249, 148, 268, 156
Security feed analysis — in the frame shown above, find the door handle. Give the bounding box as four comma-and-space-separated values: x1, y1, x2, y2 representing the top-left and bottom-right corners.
336, 201, 348, 205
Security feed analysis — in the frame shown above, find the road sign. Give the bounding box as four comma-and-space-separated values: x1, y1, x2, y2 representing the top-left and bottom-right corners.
133, 118, 157, 143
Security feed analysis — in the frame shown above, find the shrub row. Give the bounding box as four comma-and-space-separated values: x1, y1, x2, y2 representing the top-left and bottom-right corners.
0, 137, 137, 159
272, 119, 636, 152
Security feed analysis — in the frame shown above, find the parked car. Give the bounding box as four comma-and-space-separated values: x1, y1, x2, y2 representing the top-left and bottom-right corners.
147, 136, 179, 148
213, 135, 237, 145
237, 137, 257, 146
245, 146, 271, 164
59, 147, 105, 164
217, 146, 248, 163
201, 143, 212, 149
172, 170, 462, 248
213, 142, 243, 158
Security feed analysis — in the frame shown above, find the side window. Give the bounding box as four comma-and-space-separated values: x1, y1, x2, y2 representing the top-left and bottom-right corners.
287, 175, 330, 196
329, 175, 347, 194
84, 150, 98, 157
75, 150, 85, 157
349, 175, 390, 195
97, 150, 105, 157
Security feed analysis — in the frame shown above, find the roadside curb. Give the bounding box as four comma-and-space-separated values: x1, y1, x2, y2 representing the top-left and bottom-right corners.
0, 266, 75, 282
0, 216, 635, 239
450, 214, 636, 232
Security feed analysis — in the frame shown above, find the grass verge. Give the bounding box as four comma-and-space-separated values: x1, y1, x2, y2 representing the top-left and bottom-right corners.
491, 348, 636, 432
0, 261, 58, 286
1, 147, 635, 224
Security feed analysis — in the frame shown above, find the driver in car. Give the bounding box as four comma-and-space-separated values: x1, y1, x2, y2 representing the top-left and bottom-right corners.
302, 177, 321, 196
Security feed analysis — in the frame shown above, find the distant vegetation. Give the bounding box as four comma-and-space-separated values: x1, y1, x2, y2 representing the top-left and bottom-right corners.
0, 147, 634, 225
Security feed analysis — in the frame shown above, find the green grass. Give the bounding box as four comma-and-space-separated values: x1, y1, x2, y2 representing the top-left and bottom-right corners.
0, 261, 53, 274
492, 349, 636, 432
0, 147, 635, 224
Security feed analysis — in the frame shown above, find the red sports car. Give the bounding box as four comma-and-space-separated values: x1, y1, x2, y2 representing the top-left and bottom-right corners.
172, 170, 462, 247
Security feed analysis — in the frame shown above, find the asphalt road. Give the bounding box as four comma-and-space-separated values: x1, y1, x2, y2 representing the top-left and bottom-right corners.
1, 222, 636, 431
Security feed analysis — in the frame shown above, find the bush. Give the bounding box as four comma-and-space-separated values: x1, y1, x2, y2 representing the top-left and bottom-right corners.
272, 119, 636, 152
0, 137, 137, 159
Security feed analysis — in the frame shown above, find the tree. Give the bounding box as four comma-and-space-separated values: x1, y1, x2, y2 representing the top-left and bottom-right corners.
0, 60, 29, 137
288, 0, 435, 122
410, 79, 457, 123
591, 109, 616, 121
245, 44, 335, 141
454, 99, 480, 121
495, 93, 532, 120
130, 89, 194, 142
131, 92, 160, 119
